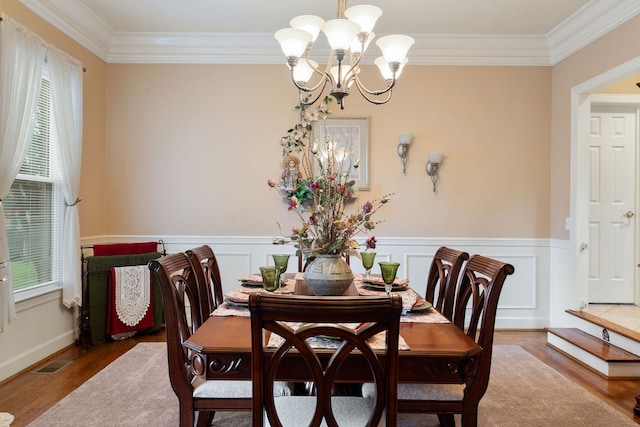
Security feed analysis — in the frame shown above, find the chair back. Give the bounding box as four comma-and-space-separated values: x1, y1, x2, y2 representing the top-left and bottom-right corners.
249, 294, 402, 427
149, 253, 205, 400
424, 247, 469, 319
186, 245, 224, 318
451, 254, 514, 401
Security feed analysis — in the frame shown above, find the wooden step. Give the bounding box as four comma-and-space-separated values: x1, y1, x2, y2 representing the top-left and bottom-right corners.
547, 327, 640, 378
548, 328, 640, 362
566, 309, 640, 343
564, 309, 640, 358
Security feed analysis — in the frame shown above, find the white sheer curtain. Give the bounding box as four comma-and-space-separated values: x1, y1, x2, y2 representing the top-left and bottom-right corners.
48, 47, 83, 308
0, 15, 47, 332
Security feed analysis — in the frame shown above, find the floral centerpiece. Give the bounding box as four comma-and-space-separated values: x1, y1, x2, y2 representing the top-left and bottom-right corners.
268, 98, 393, 295
269, 97, 392, 258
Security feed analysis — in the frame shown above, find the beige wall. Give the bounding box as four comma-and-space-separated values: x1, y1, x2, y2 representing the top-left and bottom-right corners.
105, 63, 551, 239
550, 15, 640, 239
3, 0, 108, 238
3, 0, 552, 242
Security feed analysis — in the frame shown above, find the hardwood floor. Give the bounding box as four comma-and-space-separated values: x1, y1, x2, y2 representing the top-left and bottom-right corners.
1, 329, 640, 426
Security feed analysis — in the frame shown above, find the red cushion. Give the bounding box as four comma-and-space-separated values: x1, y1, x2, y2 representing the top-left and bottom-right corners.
93, 242, 158, 256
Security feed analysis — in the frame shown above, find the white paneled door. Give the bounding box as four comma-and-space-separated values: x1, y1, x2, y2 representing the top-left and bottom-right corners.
588, 105, 637, 303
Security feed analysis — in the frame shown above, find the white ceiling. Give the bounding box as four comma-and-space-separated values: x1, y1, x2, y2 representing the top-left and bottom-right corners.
18, 0, 640, 65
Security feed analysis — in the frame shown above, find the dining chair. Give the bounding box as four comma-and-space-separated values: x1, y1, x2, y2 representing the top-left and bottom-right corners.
394, 255, 514, 427
424, 247, 469, 320
186, 245, 224, 320
149, 253, 253, 427
249, 293, 403, 427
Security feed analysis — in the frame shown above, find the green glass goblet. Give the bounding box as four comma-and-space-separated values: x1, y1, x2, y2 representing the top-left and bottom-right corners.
259, 266, 281, 292
378, 261, 400, 296
272, 254, 290, 286
359, 251, 376, 278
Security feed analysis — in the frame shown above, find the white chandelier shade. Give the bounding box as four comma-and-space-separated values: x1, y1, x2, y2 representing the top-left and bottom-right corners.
343, 5, 382, 34
290, 15, 325, 42
274, 28, 311, 58
376, 35, 415, 63
292, 58, 318, 84
274, 1, 414, 109
375, 56, 408, 80
322, 19, 361, 51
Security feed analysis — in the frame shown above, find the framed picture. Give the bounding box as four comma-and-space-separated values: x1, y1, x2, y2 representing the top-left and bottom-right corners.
314, 116, 370, 191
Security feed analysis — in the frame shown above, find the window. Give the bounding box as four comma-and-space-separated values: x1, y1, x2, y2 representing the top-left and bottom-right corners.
4, 71, 63, 293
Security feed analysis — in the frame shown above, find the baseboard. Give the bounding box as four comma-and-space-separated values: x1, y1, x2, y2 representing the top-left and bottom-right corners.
0, 330, 75, 384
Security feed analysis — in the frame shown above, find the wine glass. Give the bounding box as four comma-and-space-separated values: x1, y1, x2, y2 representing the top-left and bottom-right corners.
359, 251, 376, 278
259, 266, 281, 292
272, 254, 290, 286
378, 262, 400, 296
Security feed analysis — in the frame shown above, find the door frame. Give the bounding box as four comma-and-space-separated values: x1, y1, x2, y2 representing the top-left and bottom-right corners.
571, 57, 640, 310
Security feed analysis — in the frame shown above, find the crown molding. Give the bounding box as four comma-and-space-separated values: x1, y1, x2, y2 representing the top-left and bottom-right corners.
20, 0, 111, 60
547, 0, 640, 65
18, 0, 640, 66
105, 32, 551, 66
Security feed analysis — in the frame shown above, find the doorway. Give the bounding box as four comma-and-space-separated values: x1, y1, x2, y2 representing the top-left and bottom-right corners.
572, 61, 640, 315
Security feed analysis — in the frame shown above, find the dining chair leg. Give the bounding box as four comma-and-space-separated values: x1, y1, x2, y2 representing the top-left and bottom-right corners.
438, 413, 455, 427
196, 411, 214, 427
179, 404, 194, 427
461, 409, 478, 427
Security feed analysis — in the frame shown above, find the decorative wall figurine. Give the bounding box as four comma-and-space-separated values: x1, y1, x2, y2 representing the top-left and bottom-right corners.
281, 154, 302, 192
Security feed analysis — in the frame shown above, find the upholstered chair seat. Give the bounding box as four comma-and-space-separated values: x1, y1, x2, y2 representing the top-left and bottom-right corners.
192, 378, 291, 399
266, 396, 382, 426
363, 382, 464, 401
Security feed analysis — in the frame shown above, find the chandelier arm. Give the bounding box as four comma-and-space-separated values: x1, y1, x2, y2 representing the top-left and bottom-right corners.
343, 38, 367, 82
353, 75, 397, 97
289, 64, 327, 96
297, 78, 330, 107
308, 45, 337, 85
352, 78, 394, 105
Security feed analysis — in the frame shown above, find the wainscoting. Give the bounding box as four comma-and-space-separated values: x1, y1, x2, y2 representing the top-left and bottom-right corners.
87, 235, 553, 330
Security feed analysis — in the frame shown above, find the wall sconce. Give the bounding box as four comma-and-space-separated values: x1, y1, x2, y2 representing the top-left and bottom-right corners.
397, 133, 413, 174
425, 151, 443, 192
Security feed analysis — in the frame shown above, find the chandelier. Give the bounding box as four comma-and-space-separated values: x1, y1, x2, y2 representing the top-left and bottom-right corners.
274, 0, 414, 109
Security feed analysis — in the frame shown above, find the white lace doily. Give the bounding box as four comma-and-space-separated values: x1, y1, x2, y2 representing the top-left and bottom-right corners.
113, 265, 151, 327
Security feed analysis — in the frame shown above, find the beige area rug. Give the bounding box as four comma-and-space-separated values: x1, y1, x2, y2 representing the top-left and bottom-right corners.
27, 343, 637, 427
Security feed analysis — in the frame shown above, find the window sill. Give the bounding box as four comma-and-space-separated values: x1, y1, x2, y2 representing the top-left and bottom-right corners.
14, 283, 62, 311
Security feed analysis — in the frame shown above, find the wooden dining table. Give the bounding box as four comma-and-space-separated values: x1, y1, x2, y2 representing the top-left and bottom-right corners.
184, 276, 482, 385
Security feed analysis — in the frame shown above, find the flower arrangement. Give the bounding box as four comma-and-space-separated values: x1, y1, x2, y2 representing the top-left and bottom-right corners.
363, 236, 377, 251
280, 96, 332, 156
269, 98, 392, 257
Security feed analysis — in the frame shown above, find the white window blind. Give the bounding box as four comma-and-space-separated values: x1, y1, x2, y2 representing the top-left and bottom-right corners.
5, 72, 63, 292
